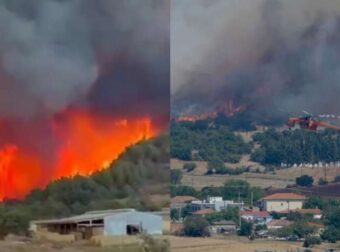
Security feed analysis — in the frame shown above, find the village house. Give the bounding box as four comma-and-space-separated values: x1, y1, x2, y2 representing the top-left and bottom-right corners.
260, 193, 306, 212
191, 196, 244, 212
209, 220, 237, 235
30, 209, 163, 241
240, 211, 273, 224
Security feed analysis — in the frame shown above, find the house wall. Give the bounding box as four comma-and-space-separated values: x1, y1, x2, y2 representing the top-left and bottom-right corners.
104, 212, 162, 236
264, 200, 303, 212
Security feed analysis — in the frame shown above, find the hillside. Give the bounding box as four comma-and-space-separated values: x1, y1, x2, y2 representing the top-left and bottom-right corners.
0, 134, 170, 237
171, 120, 340, 189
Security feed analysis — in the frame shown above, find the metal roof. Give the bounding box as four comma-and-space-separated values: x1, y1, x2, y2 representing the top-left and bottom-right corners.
31, 209, 137, 225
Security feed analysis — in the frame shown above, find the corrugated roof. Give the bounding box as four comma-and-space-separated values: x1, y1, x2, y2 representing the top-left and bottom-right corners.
32, 209, 140, 225
262, 193, 306, 201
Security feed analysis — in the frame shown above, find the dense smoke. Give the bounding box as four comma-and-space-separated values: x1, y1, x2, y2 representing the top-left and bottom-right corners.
0, 0, 169, 122
172, 0, 340, 122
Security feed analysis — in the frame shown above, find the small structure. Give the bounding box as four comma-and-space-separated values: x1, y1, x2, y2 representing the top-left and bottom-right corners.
210, 220, 237, 235
260, 193, 306, 212
191, 196, 243, 212
240, 211, 272, 224
267, 219, 292, 230
30, 209, 162, 240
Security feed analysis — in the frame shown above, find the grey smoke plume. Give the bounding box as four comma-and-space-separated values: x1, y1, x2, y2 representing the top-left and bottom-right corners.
172, 0, 340, 120
0, 0, 169, 121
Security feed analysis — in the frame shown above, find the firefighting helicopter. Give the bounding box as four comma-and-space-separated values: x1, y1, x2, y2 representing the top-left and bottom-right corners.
287, 110, 340, 131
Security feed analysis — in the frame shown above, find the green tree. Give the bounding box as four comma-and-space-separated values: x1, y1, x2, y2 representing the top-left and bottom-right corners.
171, 170, 183, 185
296, 175, 314, 187
183, 216, 210, 237
238, 220, 252, 236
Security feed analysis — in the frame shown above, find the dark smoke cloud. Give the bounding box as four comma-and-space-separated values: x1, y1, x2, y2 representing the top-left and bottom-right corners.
172, 0, 340, 122
0, 0, 169, 122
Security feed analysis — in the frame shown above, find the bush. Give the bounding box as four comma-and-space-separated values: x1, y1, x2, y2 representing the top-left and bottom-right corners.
321, 226, 340, 243
238, 220, 252, 236
296, 175, 314, 187
318, 178, 328, 185
140, 235, 170, 252
183, 216, 210, 237
334, 175, 340, 183
303, 236, 321, 247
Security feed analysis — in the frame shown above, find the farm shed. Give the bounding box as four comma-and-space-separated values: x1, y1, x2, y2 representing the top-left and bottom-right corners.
30, 209, 162, 240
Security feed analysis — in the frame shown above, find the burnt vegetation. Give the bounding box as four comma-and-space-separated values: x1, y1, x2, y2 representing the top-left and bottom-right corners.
0, 134, 170, 238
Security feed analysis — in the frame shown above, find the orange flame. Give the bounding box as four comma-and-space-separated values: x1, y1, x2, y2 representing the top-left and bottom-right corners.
176, 99, 246, 122
0, 110, 157, 201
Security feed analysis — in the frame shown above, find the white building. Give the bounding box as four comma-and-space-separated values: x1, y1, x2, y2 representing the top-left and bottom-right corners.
191, 196, 243, 212
260, 193, 306, 212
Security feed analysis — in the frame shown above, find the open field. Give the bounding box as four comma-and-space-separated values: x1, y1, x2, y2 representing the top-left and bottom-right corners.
0, 240, 141, 252
172, 159, 340, 189
0, 235, 170, 252
170, 236, 340, 252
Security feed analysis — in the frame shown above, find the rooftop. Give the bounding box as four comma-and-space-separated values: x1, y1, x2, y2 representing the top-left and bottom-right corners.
31, 209, 161, 225
262, 193, 306, 201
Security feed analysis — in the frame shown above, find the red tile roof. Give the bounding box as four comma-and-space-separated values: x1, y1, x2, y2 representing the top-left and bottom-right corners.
262, 193, 306, 201
240, 211, 271, 218
192, 208, 215, 215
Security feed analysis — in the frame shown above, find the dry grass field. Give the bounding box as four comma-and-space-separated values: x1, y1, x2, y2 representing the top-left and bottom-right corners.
172, 159, 340, 189
170, 236, 340, 252
0, 240, 141, 252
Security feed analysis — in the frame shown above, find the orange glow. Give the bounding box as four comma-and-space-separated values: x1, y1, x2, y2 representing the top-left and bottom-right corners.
176, 99, 246, 122
0, 110, 157, 201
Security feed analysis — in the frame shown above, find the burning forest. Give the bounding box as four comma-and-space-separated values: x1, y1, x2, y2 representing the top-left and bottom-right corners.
172, 0, 340, 125
0, 0, 169, 201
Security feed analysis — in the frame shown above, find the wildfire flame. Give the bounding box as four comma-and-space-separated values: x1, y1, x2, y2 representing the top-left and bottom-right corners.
176, 99, 246, 122
0, 110, 157, 202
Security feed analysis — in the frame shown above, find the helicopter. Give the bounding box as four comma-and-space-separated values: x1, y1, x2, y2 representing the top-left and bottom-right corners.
287, 110, 340, 131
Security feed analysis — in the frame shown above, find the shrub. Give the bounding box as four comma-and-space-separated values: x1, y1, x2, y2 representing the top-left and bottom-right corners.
303, 236, 321, 248
183, 216, 210, 237
296, 175, 314, 187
